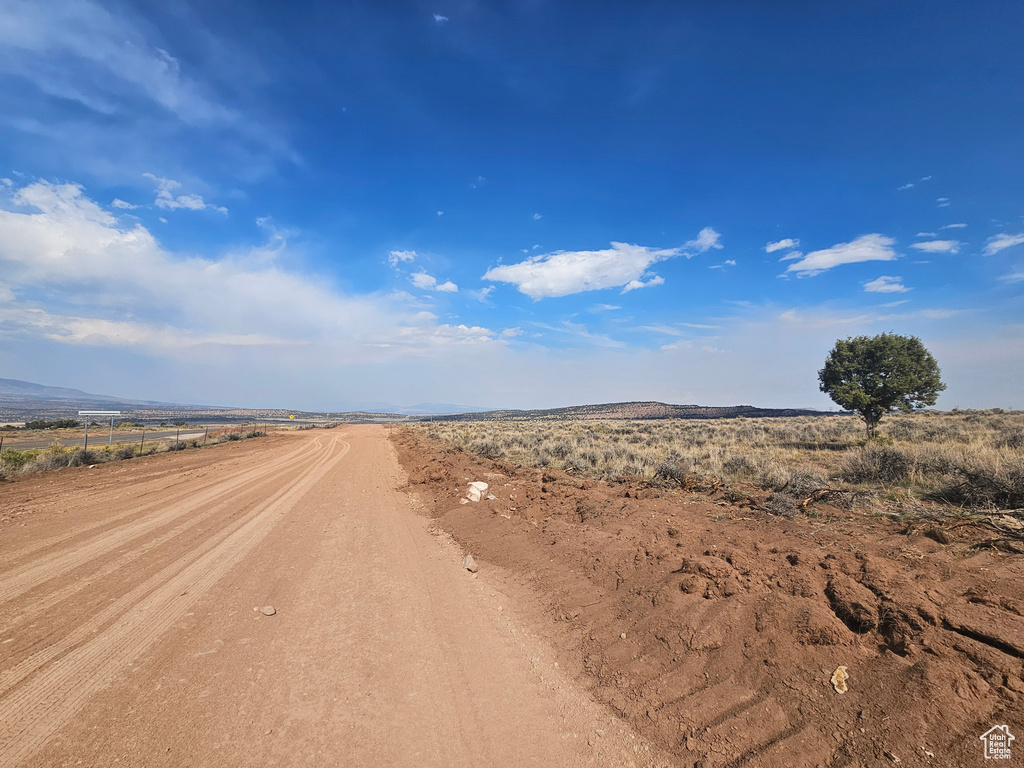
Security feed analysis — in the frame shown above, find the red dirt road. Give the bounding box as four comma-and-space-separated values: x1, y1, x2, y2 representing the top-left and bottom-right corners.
0, 427, 663, 767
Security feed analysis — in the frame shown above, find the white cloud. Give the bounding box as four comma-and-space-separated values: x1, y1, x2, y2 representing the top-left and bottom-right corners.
465, 286, 494, 302
410, 271, 457, 293
1, 178, 13, 188
483, 241, 683, 299
984, 233, 1024, 256
921, 175, 933, 181
684, 227, 723, 253
864, 275, 909, 293
436, 210, 444, 216
911, 239, 961, 254
111, 198, 137, 209
916, 232, 937, 238
784, 234, 898, 276
0, 180, 496, 359
777, 250, 803, 262
532, 213, 543, 220
590, 303, 621, 312
144, 173, 228, 214
500, 327, 523, 338
621, 275, 665, 293
765, 238, 799, 253
897, 183, 915, 191
410, 272, 437, 290
937, 197, 950, 208
433, 13, 449, 22
941, 223, 967, 229
388, 249, 417, 267
723, 259, 736, 266
1000, 270, 1024, 284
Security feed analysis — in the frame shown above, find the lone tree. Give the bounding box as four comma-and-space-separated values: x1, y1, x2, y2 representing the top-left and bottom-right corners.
818, 333, 945, 438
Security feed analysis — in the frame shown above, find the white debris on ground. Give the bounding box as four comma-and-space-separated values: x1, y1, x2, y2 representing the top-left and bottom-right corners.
465, 481, 489, 502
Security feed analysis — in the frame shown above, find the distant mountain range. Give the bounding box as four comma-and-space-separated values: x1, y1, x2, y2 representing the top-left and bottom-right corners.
0, 379, 488, 417
0, 379, 835, 422
0, 378, 188, 408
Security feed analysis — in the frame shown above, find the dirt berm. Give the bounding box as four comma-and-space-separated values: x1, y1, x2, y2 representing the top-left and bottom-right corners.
393, 429, 1024, 768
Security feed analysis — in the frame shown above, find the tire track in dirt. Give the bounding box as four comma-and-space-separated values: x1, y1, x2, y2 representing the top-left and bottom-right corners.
0, 437, 314, 567
0, 438, 323, 606
0, 440, 324, 634
0, 435, 350, 766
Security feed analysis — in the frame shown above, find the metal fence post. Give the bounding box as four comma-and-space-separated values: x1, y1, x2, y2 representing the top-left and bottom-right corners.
84, 421, 89, 452
140, 430, 146, 453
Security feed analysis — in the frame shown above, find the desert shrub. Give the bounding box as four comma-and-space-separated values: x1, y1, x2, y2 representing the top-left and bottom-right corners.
722, 454, 755, 477
653, 456, 695, 485
937, 454, 1024, 509
840, 445, 914, 484
113, 445, 136, 460
1, 448, 40, 471
165, 440, 188, 451
997, 428, 1024, 449
469, 437, 504, 459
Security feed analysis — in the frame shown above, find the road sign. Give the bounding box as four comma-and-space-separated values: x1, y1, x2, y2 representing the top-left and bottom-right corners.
78, 411, 122, 449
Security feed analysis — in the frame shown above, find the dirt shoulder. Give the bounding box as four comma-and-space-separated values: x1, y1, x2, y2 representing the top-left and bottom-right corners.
392, 428, 1024, 768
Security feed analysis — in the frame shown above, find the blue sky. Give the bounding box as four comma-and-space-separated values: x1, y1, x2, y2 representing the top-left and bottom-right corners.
0, 0, 1022, 411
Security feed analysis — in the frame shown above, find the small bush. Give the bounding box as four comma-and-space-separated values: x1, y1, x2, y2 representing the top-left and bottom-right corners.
841, 445, 914, 484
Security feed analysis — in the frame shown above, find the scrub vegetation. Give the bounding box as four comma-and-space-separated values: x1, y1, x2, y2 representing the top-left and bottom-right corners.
415, 409, 1024, 514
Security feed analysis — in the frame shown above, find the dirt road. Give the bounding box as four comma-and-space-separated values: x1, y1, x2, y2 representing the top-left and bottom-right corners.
0, 427, 662, 767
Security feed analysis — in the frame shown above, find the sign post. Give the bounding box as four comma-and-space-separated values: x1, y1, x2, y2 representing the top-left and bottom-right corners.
78, 411, 121, 450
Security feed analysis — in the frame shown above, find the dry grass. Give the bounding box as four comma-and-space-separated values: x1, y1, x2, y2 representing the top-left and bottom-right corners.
414, 410, 1024, 512
0, 429, 267, 480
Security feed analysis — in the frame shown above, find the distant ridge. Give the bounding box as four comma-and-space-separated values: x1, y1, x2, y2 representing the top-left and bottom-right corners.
0, 378, 217, 410
426, 401, 835, 422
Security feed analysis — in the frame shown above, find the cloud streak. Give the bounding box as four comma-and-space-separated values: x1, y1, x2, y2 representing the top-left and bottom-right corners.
784, 234, 898, 276
483, 229, 721, 299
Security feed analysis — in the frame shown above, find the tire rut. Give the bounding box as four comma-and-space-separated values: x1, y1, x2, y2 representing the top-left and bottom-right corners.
0, 435, 350, 766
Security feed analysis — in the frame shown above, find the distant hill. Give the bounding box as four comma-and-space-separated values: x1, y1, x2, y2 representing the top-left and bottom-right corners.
0, 378, 217, 414
425, 401, 837, 422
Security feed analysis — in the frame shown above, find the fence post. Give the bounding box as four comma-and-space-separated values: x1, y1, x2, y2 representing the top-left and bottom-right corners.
204, 426, 209, 445
84, 421, 89, 452
109, 417, 114, 447
140, 430, 145, 453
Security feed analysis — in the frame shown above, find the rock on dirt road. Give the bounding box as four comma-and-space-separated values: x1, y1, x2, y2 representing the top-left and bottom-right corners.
0, 427, 665, 767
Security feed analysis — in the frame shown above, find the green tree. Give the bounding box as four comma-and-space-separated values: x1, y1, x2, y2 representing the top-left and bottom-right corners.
818, 333, 945, 438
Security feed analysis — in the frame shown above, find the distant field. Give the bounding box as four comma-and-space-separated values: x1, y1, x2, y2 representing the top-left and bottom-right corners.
415, 409, 1024, 514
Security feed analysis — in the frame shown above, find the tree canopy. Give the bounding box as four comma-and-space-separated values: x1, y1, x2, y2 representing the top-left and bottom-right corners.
818, 333, 945, 437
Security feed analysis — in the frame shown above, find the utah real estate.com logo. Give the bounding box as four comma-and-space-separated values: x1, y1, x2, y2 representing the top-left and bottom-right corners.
980, 725, 1015, 760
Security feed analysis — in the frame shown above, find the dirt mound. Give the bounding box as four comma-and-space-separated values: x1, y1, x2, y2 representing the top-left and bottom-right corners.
393, 429, 1024, 767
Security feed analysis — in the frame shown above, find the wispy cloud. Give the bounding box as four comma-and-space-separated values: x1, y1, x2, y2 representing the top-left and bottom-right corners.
916, 232, 937, 238
937, 197, 950, 207
941, 223, 967, 229
388, 249, 417, 267
784, 234, 898, 276
622, 275, 664, 293
765, 238, 799, 253
484, 230, 720, 299
684, 227, 723, 252
912, 239, 961, 254
1000, 270, 1024, 284
143, 173, 227, 214
984, 233, 1024, 256
410, 271, 457, 293
864, 275, 909, 293
0, 180, 489, 358
433, 13, 449, 22
111, 198, 137, 210
897, 183, 915, 191
532, 212, 543, 220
